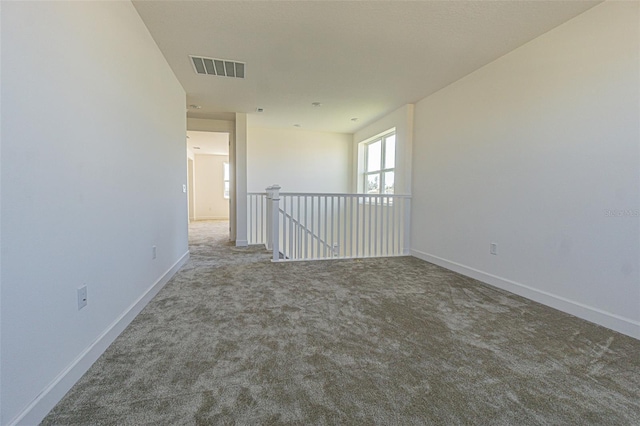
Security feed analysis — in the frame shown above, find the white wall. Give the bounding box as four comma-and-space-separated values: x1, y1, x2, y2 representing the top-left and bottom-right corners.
235, 114, 248, 246
194, 155, 230, 220
187, 118, 235, 134
411, 1, 639, 339
0, 2, 188, 424
353, 105, 414, 195
248, 127, 352, 193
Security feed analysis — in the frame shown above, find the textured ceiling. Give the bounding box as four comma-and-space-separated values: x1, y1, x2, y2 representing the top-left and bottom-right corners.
133, 0, 600, 134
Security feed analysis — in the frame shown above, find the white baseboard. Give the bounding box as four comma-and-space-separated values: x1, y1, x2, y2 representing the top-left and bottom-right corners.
411, 249, 640, 340
11, 251, 190, 426
194, 216, 229, 221
235, 240, 248, 247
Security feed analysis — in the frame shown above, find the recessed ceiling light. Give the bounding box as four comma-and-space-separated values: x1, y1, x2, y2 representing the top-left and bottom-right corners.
188, 104, 201, 109
311, 102, 322, 107
351, 118, 359, 122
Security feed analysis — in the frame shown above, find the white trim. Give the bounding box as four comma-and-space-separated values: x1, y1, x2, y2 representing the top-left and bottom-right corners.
9, 251, 190, 426
235, 239, 248, 247
357, 127, 397, 146
223, 161, 230, 200
272, 254, 410, 263
193, 216, 229, 221
359, 130, 396, 195
410, 249, 640, 340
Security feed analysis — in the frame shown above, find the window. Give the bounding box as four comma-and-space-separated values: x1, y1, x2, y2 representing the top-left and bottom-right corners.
362, 131, 396, 194
223, 162, 230, 199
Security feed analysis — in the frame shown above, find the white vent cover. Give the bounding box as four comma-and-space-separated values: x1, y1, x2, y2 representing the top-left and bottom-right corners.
190, 55, 245, 79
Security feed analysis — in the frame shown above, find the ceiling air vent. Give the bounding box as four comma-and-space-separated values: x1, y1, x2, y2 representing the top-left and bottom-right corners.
190, 55, 245, 79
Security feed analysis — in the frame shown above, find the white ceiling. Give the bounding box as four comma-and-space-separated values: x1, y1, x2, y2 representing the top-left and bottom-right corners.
187, 131, 229, 155
133, 0, 600, 134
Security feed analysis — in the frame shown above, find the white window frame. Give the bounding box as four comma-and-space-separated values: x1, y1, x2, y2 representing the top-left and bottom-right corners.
360, 130, 396, 195
223, 162, 230, 199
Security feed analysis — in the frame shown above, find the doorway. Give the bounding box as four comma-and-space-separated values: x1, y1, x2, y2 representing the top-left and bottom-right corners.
186, 131, 230, 234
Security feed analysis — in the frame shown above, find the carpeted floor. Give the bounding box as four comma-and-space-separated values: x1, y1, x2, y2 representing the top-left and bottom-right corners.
43, 220, 640, 425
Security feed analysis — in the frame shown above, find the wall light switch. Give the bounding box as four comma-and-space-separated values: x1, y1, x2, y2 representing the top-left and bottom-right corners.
490, 243, 498, 255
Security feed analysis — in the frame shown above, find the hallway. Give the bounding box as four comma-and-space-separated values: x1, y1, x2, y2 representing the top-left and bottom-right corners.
187, 220, 270, 267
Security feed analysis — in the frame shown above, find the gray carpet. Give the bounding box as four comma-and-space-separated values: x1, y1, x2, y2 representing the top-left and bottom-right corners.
43, 220, 640, 425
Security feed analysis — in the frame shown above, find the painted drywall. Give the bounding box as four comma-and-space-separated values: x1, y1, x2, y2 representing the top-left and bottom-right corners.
353, 105, 414, 195
1, 2, 188, 424
0, 0, 3, 422
411, 1, 639, 338
236, 114, 248, 246
194, 155, 230, 220
247, 127, 352, 193
187, 118, 235, 134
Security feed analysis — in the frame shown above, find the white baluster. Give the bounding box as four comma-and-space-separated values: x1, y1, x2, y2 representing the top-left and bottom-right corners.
266, 185, 281, 261
403, 197, 411, 256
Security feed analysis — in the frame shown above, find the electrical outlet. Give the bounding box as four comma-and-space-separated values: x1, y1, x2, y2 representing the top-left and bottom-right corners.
77, 286, 87, 310
490, 243, 498, 255
152, 246, 157, 259
182, 184, 187, 193
332, 243, 339, 256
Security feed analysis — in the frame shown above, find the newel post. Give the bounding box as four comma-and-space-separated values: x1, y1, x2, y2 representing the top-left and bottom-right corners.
266, 185, 281, 261
265, 186, 273, 250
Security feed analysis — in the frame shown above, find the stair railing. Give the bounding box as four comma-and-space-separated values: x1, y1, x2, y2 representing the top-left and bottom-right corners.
263, 185, 411, 263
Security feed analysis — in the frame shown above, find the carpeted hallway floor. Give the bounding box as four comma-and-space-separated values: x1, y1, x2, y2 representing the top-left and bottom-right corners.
43, 220, 640, 425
